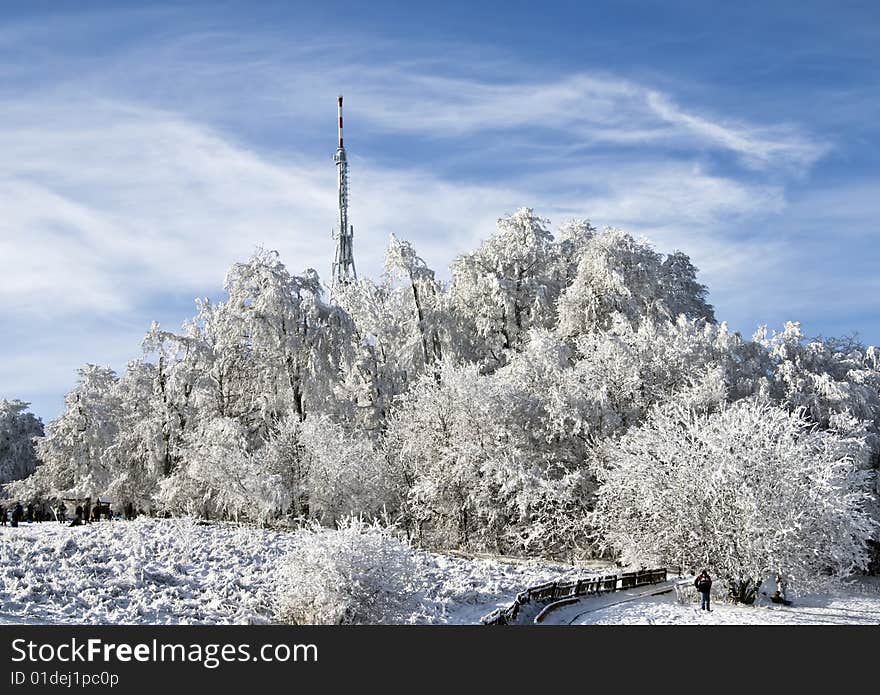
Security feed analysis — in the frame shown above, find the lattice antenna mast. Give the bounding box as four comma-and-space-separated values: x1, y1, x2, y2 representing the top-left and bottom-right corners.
331, 94, 356, 294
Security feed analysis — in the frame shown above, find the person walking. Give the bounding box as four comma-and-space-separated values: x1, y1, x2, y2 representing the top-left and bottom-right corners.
0, 504, 6, 526
775, 574, 787, 601
694, 570, 712, 611
69, 507, 83, 527
11, 502, 23, 528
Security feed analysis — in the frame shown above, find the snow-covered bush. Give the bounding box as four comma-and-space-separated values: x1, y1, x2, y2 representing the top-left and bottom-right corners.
275, 517, 419, 625
595, 397, 877, 588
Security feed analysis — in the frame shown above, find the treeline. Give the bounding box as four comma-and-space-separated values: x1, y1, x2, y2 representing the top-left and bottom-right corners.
7, 209, 879, 583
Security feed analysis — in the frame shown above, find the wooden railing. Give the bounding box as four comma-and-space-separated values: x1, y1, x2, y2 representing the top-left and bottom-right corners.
480, 568, 667, 625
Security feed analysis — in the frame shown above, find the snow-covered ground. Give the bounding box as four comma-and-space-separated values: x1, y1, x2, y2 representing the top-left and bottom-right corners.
4, 519, 876, 625
0, 518, 594, 625
0, 518, 289, 624
547, 578, 880, 625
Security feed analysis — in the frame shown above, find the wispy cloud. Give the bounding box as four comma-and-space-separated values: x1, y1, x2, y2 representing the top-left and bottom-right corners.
644, 91, 827, 171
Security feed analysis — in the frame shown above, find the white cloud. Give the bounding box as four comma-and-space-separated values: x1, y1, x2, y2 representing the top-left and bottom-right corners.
645, 91, 828, 171
317, 70, 827, 171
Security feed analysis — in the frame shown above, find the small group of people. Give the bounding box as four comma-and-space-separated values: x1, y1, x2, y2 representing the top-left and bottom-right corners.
67, 499, 117, 525
0, 498, 135, 527
0, 502, 55, 526
1, 500, 69, 525
0, 502, 25, 527
2, 501, 48, 525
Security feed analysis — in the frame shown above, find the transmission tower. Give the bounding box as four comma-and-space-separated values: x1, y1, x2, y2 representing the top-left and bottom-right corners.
331, 94, 357, 294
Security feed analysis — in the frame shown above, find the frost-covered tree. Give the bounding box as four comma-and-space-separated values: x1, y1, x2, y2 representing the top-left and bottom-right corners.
386, 361, 592, 556
298, 415, 396, 526
557, 228, 714, 338
137, 250, 357, 517
145, 249, 351, 449
595, 397, 877, 587
157, 418, 289, 522
102, 361, 165, 509
142, 323, 203, 479
334, 278, 416, 432
384, 234, 445, 371
448, 208, 562, 367
757, 321, 880, 431
659, 251, 715, 322
0, 400, 44, 488
555, 219, 597, 286
259, 416, 310, 517
754, 323, 880, 552
10, 365, 120, 501
221, 249, 351, 425
570, 315, 766, 433
334, 237, 447, 432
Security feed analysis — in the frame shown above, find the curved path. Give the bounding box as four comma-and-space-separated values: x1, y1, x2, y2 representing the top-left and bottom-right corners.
536, 580, 680, 625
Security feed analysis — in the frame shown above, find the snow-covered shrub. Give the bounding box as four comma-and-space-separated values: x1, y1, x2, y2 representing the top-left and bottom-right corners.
674, 578, 728, 606
595, 397, 877, 588
275, 517, 420, 625
674, 582, 695, 605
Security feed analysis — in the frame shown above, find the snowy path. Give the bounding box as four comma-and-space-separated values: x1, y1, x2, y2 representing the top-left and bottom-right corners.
537, 581, 678, 625
560, 578, 880, 625
0, 610, 60, 625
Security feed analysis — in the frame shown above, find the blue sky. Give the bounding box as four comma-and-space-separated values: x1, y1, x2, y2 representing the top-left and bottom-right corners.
1, 1, 878, 422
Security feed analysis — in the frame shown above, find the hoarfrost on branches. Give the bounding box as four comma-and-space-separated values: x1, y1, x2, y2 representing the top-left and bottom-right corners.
12, 207, 879, 581
595, 397, 877, 587
0, 400, 43, 488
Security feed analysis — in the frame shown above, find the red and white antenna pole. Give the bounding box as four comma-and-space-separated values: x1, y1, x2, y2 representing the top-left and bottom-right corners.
337, 94, 344, 148
331, 94, 356, 294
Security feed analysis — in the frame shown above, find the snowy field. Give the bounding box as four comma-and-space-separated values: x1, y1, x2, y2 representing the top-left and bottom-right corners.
0, 518, 590, 625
